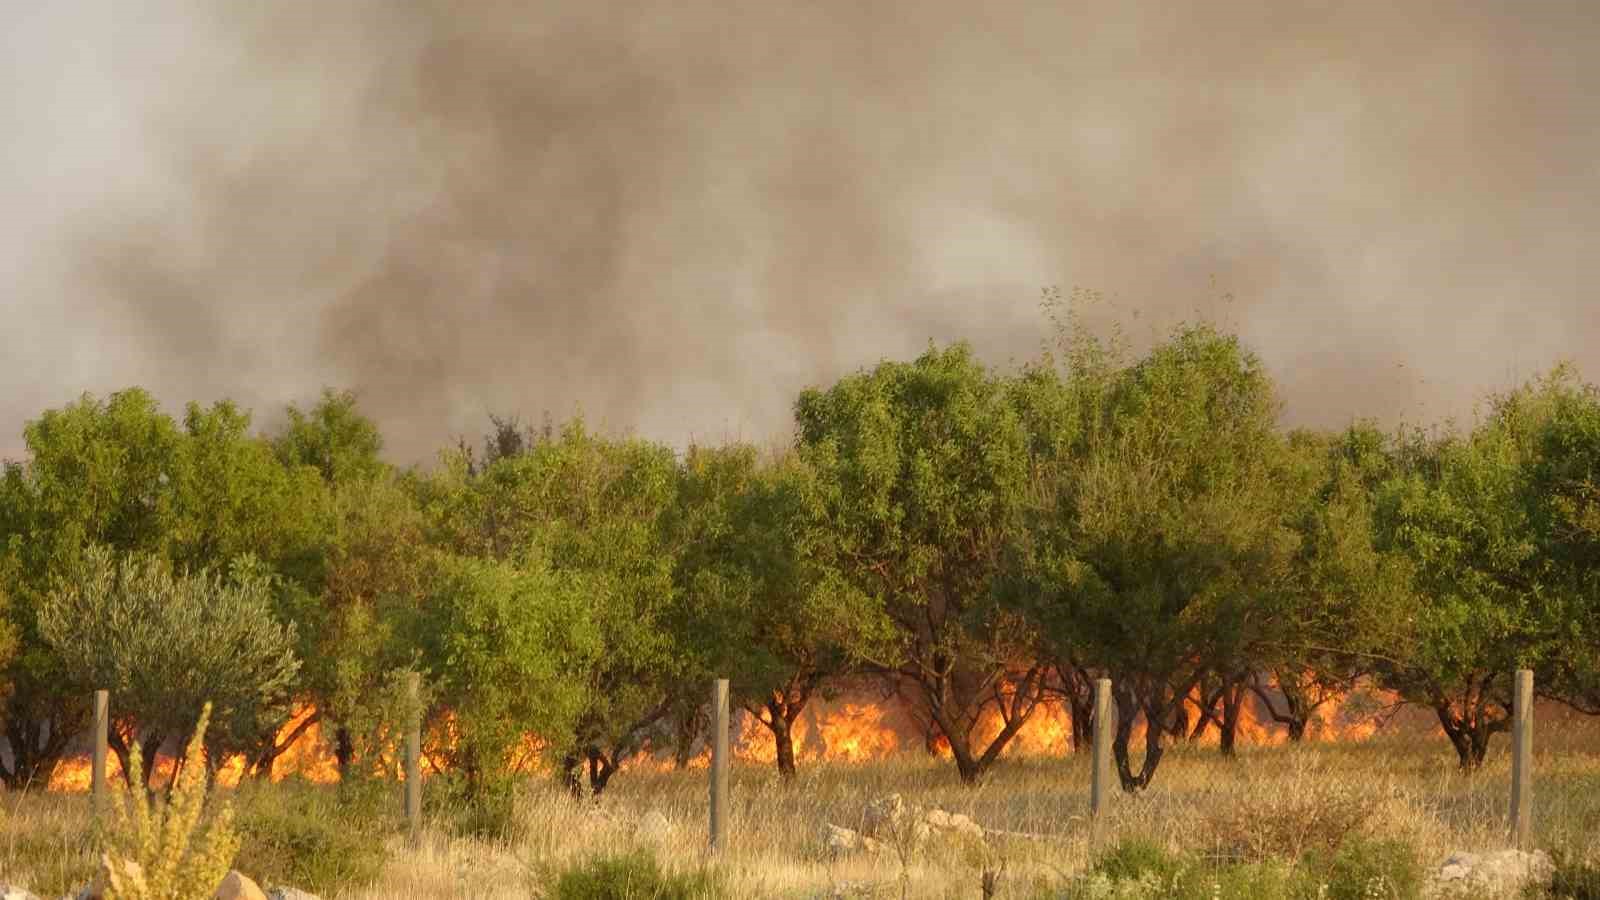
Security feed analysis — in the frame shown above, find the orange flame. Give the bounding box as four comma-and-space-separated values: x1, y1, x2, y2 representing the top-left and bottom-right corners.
48, 704, 341, 793
46, 678, 1409, 791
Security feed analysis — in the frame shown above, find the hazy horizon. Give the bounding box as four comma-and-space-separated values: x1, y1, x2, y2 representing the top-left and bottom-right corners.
3, 1, 1595, 465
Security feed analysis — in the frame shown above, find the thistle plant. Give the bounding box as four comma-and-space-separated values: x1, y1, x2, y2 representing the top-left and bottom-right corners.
100, 702, 240, 899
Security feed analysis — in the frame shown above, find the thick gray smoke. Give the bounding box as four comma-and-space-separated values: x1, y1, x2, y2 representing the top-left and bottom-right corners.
3, 1, 1596, 463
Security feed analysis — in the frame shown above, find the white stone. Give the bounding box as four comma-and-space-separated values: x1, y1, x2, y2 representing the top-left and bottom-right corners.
821, 823, 885, 857
861, 794, 906, 837
1430, 850, 1553, 897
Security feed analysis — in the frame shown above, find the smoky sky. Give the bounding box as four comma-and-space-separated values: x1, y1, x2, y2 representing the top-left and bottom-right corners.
2, 1, 1596, 464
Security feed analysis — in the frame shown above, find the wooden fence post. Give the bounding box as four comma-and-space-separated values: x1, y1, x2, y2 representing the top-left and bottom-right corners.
1510, 668, 1533, 848
405, 671, 422, 844
91, 689, 109, 817
709, 678, 730, 852
1091, 678, 1113, 817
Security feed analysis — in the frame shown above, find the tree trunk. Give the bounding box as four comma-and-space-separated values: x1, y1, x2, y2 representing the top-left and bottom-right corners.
1187, 687, 1221, 742
1110, 677, 1194, 792
772, 717, 796, 779
671, 706, 705, 771
751, 676, 817, 780
1250, 672, 1313, 743
561, 752, 584, 798
250, 710, 321, 780
924, 666, 1047, 785
1435, 704, 1505, 771
334, 726, 354, 781
1218, 680, 1245, 757
1054, 665, 1096, 753
587, 749, 618, 796
2, 715, 73, 790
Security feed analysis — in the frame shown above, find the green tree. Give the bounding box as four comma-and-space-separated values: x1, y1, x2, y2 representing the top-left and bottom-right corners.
1523, 368, 1600, 710
38, 546, 300, 788
419, 421, 683, 795
1022, 324, 1300, 789
272, 389, 385, 485
169, 400, 327, 577
253, 470, 425, 780
796, 344, 1044, 784
1249, 426, 1412, 744
1369, 375, 1572, 769
264, 389, 399, 777
411, 553, 599, 788
0, 389, 183, 788
672, 445, 889, 779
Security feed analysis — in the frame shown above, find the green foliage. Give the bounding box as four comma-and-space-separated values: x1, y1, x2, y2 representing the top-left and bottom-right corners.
546, 849, 723, 900
1058, 835, 1421, 900
1311, 837, 1423, 900
427, 769, 527, 842
231, 778, 393, 895
1090, 838, 1188, 883
795, 342, 1041, 781
1022, 322, 1303, 787
1366, 371, 1600, 765
38, 546, 300, 779
101, 702, 240, 900
414, 552, 599, 777
418, 422, 684, 790
4, 310, 1600, 795
271, 388, 385, 485
671, 444, 890, 774
1534, 848, 1600, 899
0, 388, 329, 786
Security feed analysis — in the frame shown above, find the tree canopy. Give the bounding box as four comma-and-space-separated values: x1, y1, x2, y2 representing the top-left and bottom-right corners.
2, 313, 1598, 793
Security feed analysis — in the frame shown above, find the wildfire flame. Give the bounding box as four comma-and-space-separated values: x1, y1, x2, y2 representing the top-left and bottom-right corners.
46, 678, 1403, 791
47, 704, 341, 793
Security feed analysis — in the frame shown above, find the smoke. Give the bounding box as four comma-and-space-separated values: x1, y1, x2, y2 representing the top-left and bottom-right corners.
3, 1, 1596, 462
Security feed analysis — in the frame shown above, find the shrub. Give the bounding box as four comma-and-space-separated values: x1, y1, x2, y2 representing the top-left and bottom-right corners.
428, 770, 527, 843
1090, 837, 1188, 883
1199, 773, 1378, 862
1535, 848, 1600, 899
100, 702, 239, 900
231, 776, 392, 895
547, 849, 723, 900
1313, 837, 1423, 900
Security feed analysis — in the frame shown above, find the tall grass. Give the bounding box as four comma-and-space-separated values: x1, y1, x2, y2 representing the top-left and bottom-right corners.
5, 723, 1599, 898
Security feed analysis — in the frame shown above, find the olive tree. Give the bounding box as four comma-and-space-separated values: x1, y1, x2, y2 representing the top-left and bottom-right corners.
38, 545, 300, 788
0, 389, 184, 787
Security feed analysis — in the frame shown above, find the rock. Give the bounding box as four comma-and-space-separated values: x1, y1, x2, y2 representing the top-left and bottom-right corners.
921, 808, 984, 841
821, 823, 885, 857
214, 870, 268, 900
633, 810, 676, 844
79, 855, 143, 900
861, 794, 906, 837
0, 884, 41, 900
1431, 850, 1553, 897
265, 888, 322, 900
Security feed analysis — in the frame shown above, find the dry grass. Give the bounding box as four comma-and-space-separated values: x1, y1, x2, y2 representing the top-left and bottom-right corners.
5, 719, 1600, 899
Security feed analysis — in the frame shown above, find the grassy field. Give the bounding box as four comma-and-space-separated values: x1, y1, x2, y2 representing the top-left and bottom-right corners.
5, 720, 1600, 899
